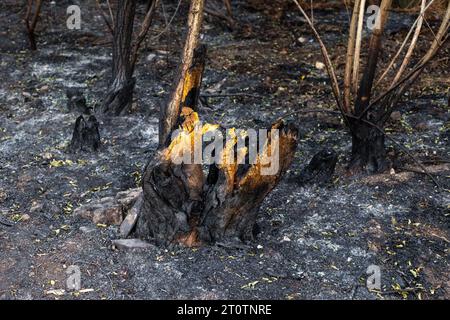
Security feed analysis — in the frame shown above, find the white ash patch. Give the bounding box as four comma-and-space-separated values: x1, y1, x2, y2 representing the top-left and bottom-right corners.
297, 237, 343, 253
350, 247, 373, 258
356, 202, 407, 218
139, 122, 159, 144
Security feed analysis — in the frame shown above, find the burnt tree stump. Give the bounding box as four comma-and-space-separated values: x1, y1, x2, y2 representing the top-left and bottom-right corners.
102, 0, 137, 115
135, 40, 298, 246
135, 118, 298, 246
69, 115, 101, 153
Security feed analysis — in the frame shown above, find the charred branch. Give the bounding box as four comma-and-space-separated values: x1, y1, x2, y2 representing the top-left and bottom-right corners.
136, 119, 298, 246
204, 0, 235, 29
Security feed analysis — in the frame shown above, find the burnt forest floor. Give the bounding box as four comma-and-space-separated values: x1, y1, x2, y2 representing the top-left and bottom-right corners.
0, 0, 449, 300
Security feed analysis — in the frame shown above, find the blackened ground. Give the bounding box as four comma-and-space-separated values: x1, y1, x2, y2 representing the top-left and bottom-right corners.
0, 0, 448, 300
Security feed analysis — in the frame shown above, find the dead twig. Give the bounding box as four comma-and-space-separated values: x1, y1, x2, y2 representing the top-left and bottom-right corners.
391, 0, 426, 85
359, 1, 450, 120
204, 6, 234, 27
357, 32, 450, 121
0, 217, 13, 227
151, 0, 182, 41
375, 0, 434, 87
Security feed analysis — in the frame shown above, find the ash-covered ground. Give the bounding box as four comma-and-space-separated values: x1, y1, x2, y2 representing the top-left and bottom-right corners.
0, 0, 449, 299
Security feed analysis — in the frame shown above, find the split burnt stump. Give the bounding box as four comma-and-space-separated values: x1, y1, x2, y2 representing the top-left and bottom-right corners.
134, 40, 298, 246
135, 116, 298, 246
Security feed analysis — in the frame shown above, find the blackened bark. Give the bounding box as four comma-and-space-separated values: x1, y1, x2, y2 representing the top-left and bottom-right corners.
66, 88, 90, 114
102, 0, 137, 115
135, 157, 204, 245
27, 32, 37, 51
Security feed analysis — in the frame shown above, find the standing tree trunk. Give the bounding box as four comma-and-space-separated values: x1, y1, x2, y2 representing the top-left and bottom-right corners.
102, 0, 137, 115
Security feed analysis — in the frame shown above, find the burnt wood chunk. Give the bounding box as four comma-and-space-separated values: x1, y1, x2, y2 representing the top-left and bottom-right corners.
298, 148, 338, 185
102, 0, 137, 115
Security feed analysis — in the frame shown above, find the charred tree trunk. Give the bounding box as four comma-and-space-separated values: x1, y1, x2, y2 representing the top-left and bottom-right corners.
350, 0, 392, 173
204, 0, 235, 29
102, 0, 137, 115
135, 0, 298, 247
27, 31, 37, 51
349, 120, 387, 173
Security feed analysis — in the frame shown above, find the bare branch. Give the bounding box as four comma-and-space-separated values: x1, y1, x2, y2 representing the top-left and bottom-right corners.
397, 0, 450, 90
223, 0, 233, 18
358, 32, 449, 120
391, 0, 426, 85
96, 0, 114, 34
151, 0, 183, 40
343, 0, 361, 112
292, 0, 346, 120
107, 0, 114, 26
376, 0, 436, 87
204, 5, 235, 28
354, 0, 392, 116
24, 0, 43, 50
30, 0, 43, 31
